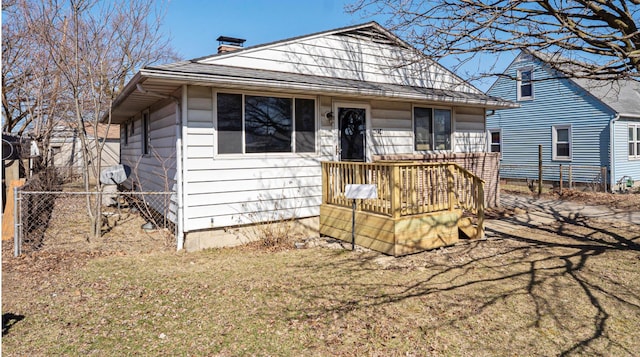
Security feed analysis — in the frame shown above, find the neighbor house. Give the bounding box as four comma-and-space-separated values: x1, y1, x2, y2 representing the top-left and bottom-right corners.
48, 123, 120, 181
487, 50, 640, 191
109, 22, 515, 252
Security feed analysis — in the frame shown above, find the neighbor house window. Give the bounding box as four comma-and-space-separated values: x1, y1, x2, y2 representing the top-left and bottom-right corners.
629, 124, 640, 159
216, 93, 316, 154
552, 124, 572, 160
517, 68, 533, 100
488, 129, 501, 156
414, 107, 451, 151
142, 111, 150, 155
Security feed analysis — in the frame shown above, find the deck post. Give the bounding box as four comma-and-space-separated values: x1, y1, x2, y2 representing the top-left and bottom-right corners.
391, 165, 401, 219
476, 179, 485, 239
447, 164, 455, 211
322, 162, 328, 205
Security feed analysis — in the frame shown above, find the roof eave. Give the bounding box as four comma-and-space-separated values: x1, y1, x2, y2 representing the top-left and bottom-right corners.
140, 68, 517, 109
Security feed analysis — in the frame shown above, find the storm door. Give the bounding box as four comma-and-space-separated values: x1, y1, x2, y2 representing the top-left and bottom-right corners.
338, 107, 366, 162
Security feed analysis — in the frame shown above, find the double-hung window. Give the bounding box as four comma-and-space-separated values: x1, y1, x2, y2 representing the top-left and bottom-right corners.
488, 129, 501, 156
629, 124, 640, 159
413, 107, 452, 151
517, 68, 533, 101
552, 124, 572, 161
216, 93, 316, 154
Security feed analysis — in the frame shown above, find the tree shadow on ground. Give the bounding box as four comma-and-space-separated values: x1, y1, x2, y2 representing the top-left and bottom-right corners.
288, 201, 640, 355
2, 313, 25, 336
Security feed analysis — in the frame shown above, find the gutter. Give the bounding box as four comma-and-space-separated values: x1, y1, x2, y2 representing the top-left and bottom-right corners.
136, 84, 185, 251
609, 114, 620, 191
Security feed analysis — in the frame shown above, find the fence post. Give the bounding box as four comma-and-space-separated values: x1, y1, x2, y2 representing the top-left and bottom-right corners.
569, 165, 573, 189
559, 164, 563, 194
538, 144, 543, 196
601, 167, 607, 192
13, 187, 20, 257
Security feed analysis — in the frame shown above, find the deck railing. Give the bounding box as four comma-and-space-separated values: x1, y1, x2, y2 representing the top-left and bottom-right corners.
322, 161, 484, 233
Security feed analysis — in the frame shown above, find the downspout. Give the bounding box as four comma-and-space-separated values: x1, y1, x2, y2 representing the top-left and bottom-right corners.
136, 84, 185, 250
176, 86, 186, 251
609, 114, 620, 192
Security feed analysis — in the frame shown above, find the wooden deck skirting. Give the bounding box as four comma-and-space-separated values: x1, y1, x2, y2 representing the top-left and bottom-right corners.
321, 161, 484, 256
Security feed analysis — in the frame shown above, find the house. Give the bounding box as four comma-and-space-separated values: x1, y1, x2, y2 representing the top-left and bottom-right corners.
109, 22, 515, 252
487, 50, 640, 191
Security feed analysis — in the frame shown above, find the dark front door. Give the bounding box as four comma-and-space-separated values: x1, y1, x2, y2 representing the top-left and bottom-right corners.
339, 107, 366, 161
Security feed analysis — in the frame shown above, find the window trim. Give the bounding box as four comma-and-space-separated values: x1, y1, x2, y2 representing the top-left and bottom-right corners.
516, 68, 534, 101
412, 105, 453, 152
629, 123, 640, 160
488, 128, 502, 158
213, 90, 318, 157
552, 124, 572, 161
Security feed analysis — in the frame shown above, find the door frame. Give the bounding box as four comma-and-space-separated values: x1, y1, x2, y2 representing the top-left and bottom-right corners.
333, 102, 371, 162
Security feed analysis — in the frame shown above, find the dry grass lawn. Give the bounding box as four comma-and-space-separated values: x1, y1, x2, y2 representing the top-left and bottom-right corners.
2, 191, 640, 356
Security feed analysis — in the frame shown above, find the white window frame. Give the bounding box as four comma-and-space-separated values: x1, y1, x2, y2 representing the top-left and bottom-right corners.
213, 90, 318, 157
516, 68, 534, 101
629, 123, 640, 159
552, 124, 572, 161
487, 129, 502, 157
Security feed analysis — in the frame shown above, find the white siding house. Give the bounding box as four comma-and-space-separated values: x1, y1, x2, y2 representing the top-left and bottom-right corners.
109, 22, 515, 251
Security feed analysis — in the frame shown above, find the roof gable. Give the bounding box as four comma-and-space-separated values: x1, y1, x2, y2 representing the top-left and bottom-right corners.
494, 50, 640, 116
195, 22, 480, 94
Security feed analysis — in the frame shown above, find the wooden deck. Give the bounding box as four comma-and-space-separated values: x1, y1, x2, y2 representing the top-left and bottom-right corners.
320, 161, 484, 256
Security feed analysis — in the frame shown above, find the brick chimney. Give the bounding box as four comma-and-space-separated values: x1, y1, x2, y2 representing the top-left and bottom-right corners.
217, 36, 246, 54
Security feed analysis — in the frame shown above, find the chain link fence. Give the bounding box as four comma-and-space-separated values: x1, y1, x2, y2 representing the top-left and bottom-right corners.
500, 164, 607, 192
14, 189, 176, 256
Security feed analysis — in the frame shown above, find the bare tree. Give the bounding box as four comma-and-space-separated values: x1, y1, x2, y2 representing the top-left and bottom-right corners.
4, 0, 177, 237
2, 0, 69, 169
348, 0, 640, 81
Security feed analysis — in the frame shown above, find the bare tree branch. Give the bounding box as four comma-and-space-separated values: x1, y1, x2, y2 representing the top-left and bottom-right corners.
348, 0, 640, 81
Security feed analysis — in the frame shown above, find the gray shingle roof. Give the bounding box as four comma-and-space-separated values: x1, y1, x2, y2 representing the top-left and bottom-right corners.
572, 78, 640, 117
145, 61, 512, 107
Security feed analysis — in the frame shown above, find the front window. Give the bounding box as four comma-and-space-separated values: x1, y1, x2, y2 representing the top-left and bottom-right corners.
629, 124, 640, 159
216, 93, 316, 154
552, 124, 571, 161
413, 107, 451, 151
488, 129, 501, 156
517, 69, 533, 100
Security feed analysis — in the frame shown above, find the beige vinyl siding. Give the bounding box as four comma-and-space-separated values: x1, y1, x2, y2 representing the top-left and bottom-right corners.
200, 34, 479, 94
183, 85, 329, 231
454, 107, 486, 153
120, 100, 178, 222
368, 100, 413, 155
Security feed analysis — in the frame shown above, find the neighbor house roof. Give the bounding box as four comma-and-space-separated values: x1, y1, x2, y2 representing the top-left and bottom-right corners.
109, 22, 516, 123
571, 78, 640, 118
525, 50, 640, 118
